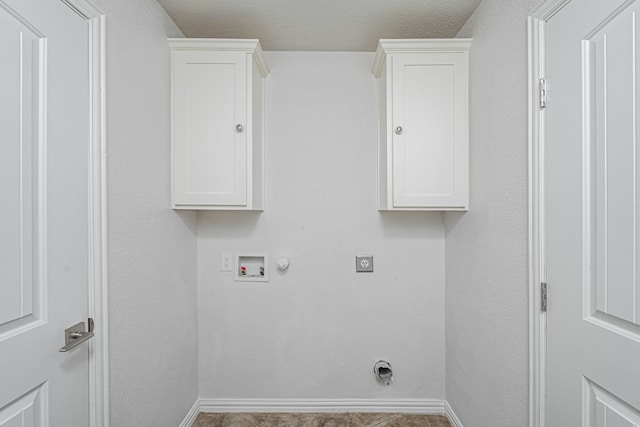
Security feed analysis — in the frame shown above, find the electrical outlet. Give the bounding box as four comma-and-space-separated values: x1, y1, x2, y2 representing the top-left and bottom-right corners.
221, 253, 232, 271
356, 255, 373, 272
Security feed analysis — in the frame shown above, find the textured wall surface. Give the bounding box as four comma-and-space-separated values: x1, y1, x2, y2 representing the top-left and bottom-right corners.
445, 0, 530, 425
197, 52, 446, 400
92, 1, 199, 425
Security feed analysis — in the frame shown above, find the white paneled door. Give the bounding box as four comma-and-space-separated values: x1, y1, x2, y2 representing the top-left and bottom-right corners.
546, 0, 640, 425
0, 0, 93, 426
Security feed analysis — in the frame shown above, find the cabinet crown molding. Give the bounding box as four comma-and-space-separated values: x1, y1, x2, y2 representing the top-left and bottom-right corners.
168, 38, 270, 77
372, 38, 472, 77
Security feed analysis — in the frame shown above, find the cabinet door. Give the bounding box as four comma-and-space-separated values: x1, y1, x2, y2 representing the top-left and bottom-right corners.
391, 52, 468, 208
173, 51, 248, 207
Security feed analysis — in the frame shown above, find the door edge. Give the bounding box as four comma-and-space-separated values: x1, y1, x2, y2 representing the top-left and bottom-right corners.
59, 1, 109, 426
527, 2, 571, 427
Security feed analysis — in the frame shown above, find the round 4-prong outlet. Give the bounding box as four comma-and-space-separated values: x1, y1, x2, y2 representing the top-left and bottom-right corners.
355, 255, 373, 272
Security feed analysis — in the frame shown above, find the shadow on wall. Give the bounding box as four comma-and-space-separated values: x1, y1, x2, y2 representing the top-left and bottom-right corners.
442, 211, 467, 237
196, 211, 262, 239
173, 210, 198, 236
378, 211, 444, 239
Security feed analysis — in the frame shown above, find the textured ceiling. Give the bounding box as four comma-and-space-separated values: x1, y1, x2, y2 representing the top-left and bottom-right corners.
156, 0, 482, 51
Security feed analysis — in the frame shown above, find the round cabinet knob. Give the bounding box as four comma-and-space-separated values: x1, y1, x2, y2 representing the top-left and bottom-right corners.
235, 124, 244, 133
395, 126, 403, 135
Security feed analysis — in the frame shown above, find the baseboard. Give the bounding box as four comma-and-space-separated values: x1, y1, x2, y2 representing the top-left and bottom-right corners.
444, 400, 464, 427
178, 400, 200, 427
180, 398, 463, 427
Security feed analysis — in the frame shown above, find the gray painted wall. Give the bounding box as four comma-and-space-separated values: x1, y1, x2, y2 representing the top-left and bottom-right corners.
93, 1, 199, 425
196, 52, 447, 400
92, 0, 537, 422
445, 0, 530, 425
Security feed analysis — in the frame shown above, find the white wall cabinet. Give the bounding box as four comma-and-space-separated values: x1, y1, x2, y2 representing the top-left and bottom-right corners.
170, 39, 269, 210
373, 39, 470, 211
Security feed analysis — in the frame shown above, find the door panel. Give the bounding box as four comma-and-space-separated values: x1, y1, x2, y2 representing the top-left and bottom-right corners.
584, 379, 640, 427
0, 384, 46, 427
0, 0, 43, 336
586, 0, 640, 333
394, 58, 456, 200
0, 0, 91, 425
546, 0, 640, 425
173, 50, 248, 206
186, 62, 238, 194
391, 52, 467, 208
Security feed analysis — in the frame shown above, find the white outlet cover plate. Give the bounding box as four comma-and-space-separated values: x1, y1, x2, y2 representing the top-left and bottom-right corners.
221, 253, 233, 271
356, 255, 373, 272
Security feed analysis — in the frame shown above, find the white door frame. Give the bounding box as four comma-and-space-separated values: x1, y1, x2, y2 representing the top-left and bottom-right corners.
59, 1, 109, 426
527, 1, 571, 427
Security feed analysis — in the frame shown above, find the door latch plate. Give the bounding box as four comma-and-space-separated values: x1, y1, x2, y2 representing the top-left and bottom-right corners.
59, 320, 95, 352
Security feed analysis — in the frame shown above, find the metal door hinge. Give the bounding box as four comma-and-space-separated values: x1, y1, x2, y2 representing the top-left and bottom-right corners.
539, 78, 547, 108
541, 282, 548, 312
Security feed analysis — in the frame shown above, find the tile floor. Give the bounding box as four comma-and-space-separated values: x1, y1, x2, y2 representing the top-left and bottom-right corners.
192, 412, 452, 427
